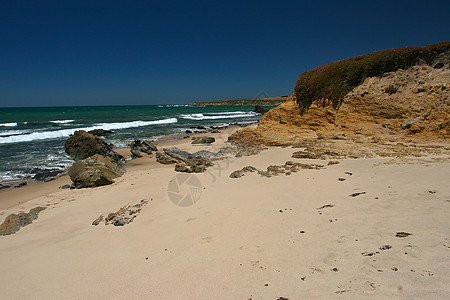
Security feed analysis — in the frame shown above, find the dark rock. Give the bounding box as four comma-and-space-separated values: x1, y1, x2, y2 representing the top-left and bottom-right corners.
87, 129, 113, 136
68, 154, 125, 189
59, 184, 71, 189
382, 122, 391, 128
191, 136, 215, 144
185, 130, 193, 133
0, 184, 11, 190
196, 126, 206, 130
396, 232, 412, 238
14, 182, 27, 188
130, 140, 158, 158
155, 152, 179, 164
254, 105, 268, 114
65, 130, 125, 165
0, 207, 46, 235
32, 168, 63, 182
349, 192, 366, 197
156, 147, 214, 173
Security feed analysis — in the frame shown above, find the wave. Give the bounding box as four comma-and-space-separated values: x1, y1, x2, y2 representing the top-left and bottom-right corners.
0, 118, 178, 144
50, 119, 74, 124
179, 111, 258, 120
0, 130, 32, 137
0, 122, 18, 127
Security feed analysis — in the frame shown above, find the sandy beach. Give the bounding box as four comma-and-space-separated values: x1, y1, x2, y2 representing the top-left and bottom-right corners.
0, 127, 449, 299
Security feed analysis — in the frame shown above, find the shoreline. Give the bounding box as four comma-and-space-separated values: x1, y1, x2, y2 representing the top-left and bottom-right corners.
0, 124, 248, 210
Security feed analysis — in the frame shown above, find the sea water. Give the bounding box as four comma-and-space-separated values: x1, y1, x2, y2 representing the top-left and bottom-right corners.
0, 105, 263, 182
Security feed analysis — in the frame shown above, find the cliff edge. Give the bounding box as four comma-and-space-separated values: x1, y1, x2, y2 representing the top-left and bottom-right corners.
230, 42, 450, 147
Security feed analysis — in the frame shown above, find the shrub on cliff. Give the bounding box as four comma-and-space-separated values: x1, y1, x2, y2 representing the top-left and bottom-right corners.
294, 41, 450, 113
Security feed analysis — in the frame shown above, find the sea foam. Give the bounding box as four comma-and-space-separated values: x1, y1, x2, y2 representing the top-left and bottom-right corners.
0, 118, 178, 144
179, 111, 257, 120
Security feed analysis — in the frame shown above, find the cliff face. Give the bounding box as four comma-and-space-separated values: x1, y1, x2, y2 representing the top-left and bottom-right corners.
229, 42, 450, 146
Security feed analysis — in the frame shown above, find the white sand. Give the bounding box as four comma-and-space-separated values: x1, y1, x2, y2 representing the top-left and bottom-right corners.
0, 130, 449, 299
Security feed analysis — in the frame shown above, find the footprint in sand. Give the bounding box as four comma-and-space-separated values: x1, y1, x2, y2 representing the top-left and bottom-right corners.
201, 236, 214, 243
186, 217, 197, 222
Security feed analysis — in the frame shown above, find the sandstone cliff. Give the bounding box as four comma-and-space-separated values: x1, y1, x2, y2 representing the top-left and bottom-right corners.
229, 42, 450, 147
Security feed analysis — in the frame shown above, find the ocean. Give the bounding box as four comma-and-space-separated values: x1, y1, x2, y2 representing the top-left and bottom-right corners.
0, 105, 263, 183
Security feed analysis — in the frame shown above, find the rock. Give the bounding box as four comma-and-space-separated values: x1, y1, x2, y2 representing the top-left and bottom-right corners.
174, 163, 190, 172
65, 130, 125, 165
32, 168, 63, 182
254, 105, 268, 114
156, 151, 179, 164
185, 130, 192, 133
130, 140, 158, 158
59, 184, 71, 189
401, 117, 420, 129
156, 147, 214, 173
0, 184, 11, 190
92, 215, 104, 226
93, 200, 148, 227
67, 154, 125, 189
191, 136, 215, 144
87, 129, 113, 136
14, 182, 27, 188
0, 207, 46, 235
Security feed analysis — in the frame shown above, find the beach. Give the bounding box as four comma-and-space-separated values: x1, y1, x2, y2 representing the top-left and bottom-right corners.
1, 126, 449, 299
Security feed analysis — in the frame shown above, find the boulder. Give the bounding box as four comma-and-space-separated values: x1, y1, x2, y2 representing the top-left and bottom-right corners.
0, 207, 46, 235
191, 136, 215, 144
130, 140, 158, 158
67, 154, 125, 189
155, 147, 214, 173
65, 130, 125, 165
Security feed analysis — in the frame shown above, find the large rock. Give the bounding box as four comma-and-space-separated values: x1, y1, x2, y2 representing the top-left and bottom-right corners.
65, 130, 125, 165
155, 147, 214, 173
68, 154, 125, 189
130, 140, 158, 158
0, 207, 46, 235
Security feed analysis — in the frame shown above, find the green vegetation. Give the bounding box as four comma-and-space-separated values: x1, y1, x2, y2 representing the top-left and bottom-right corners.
294, 41, 450, 113
191, 96, 288, 106
385, 85, 399, 95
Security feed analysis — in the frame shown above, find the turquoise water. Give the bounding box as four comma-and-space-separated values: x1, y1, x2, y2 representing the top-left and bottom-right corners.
0, 105, 263, 182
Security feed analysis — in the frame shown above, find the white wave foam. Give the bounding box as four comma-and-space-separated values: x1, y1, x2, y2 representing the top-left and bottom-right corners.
0, 122, 18, 127
50, 119, 74, 124
179, 111, 257, 120
0, 118, 178, 144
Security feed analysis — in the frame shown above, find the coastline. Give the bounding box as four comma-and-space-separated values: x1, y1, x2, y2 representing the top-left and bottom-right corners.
0, 123, 449, 298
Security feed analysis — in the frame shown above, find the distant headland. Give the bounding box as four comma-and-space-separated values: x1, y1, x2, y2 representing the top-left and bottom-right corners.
190, 96, 288, 106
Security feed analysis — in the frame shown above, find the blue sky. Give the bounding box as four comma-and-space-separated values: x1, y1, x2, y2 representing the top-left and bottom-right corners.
0, 0, 449, 107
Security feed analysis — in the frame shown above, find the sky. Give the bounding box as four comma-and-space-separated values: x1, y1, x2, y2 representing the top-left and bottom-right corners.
0, 0, 449, 107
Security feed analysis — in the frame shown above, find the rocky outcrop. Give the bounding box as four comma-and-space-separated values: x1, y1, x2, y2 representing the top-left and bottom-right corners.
191, 136, 215, 144
229, 42, 450, 147
229, 161, 324, 178
0, 207, 46, 236
155, 147, 215, 173
65, 130, 125, 165
92, 199, 148, 227
130, 140, 158, 158
68, 154, 125, 188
